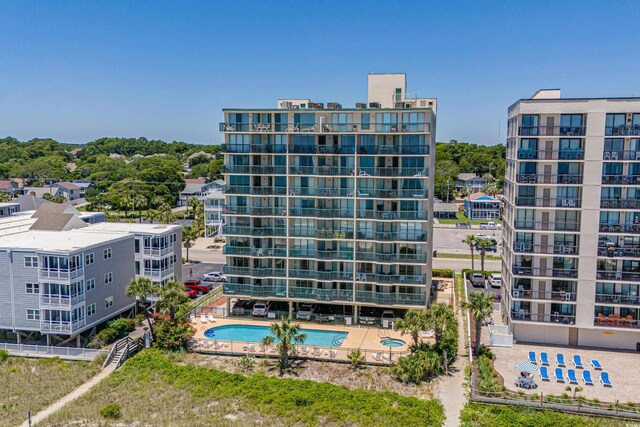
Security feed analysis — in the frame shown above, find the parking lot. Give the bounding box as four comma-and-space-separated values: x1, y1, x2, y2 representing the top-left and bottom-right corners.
432, 226, 502, 255
465, 272, 502, 302
183, 261, 224, 281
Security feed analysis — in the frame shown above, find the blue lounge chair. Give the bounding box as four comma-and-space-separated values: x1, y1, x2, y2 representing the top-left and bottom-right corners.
540, 352, 549, 365
567, 369, 578, 384
556, 353, 566, 367
554, 368, 565, 382
591, 359, 602, 370
573, 354, 583, 369
583, 370, 594, 386
539, 366, 550, 381
600, 372, 612, 387
528, 351, 536, 364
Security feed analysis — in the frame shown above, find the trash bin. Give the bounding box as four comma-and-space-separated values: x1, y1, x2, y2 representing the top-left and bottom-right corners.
637, 342, 640, 352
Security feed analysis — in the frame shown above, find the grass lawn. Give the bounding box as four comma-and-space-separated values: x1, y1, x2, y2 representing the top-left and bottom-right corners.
437, 211, 502, 226
1, 355, 101, 426
46, 349, 445, 426
460, 403, 627, 426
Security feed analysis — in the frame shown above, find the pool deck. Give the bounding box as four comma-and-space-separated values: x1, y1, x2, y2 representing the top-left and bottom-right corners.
190, 317, 426, 363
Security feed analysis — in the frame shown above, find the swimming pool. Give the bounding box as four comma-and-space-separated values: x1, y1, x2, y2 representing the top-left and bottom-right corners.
204, 324, 348, 347
380, 338, 406, 348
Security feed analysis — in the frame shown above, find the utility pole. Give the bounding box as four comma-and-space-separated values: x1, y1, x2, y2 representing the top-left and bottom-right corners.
446, 179, 451, 203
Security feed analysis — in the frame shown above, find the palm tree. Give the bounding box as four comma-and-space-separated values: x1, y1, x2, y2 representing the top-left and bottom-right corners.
475, 237, 493, 273
462, 291, 495, 356
426, 303, 456, 346
126, 277, 159, 339
462, 234, 477, 270
261, 317, 307, 376
157, 203, 175, 224
395, 309, 429, 350
156, 281, 190, 321
481, 182, 500, 197
143, 209, 158, 224
182, 225, 198, 262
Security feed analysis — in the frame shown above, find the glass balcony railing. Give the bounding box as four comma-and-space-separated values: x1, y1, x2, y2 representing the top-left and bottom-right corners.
223, 226, 287, 237
289, 269, 354, 281
596, 270, 640, 282
514, 197, 581, 208
355, 272, 426, 285
222, 266, 286, 278
599, 223, 640, 234
510, 289, 576, 302
219, 122, 431, 134
602, 175, 640, 185
597, 246, 640, 258
600, 199, 640, 209
222, 165, 287, 175
356, 252, 427, 263
289, 208, 354, 219
289, 187, 352, 197
223, 283, 287, 298
512, 243, 579, 255
223, 206, 286, 216
605, 125, 640, 136
513, 220, 580, 232
516, 174, 583, 184
511, 265, 578, 279
357, 231, 427, 242
511, 311, 576, 324
289, 249, 354, 260
290, 228, 354, 239
355, 291, 426, 306
356, 210, 427, 220
595, 294, 640, 305
289, 287, 353, 302
223, 247, 287, 257
516, 149, 584, 160
224, 186, 288, 196
518, 126, 585, 136
603, 150, 640, 161
289, 166, 353, 176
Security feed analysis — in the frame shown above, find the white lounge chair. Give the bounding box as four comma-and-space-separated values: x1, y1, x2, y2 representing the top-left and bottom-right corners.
382, 353, 392, 362
207, 314, 216, 323
372, 352, 382, 361
329, 349, 338, 358
299, 347, 309, 355
200, 314, 208, 324
313, 348, 323, 356
190, 314, 197, 324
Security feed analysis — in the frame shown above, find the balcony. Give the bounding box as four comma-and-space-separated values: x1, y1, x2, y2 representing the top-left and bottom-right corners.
599, 223, 640, 234
600, 199, 640, 209
357, 231, 427, 242
223, 226, 287, 237
356, 210, 427, 220
143, 267, 174, 278
595, 294, 640, 306
142, 246, 173, 257
370, 167, 427, 177
517, 149, 584, 160
223, 246, 287, 257
219, 122, 431, 134
289, 269, 353, 281
514, 220, 580, 232
598, 246, 640, 258
289, 287, 354, 302
516, 174, 583, 184
603, 150, 640, 161
289, 166, 353, 176
39, 268, 84, 281
518, 126, 585, 136
357, 189, 427, 199
602, 175, 640, 185
223, 266, 286, 278
289, 187, 351, 197
289, 208, 353, 219
511, 265, 578, 279
223, 165, 287, 175
596, 270, 640, 281
355, 272, 426, 285
39, 294, 85, 306
594, 316, 639, 328
512, 243, 579, 255
511, 289, 576, 302
289, 249, 354, 260
511, 311, 576, 325
605, 125, 640, 136
223, 206, 286, 216
355, 291, 426, 306
290, 228, 354, 239
514, 197, 581, 208
223, 283, 287, 298
356, 251, 427, 263
356, 145, 430, 155
40, 318, 86, 333
221, 144, 288, 154
223, 186, 288, 196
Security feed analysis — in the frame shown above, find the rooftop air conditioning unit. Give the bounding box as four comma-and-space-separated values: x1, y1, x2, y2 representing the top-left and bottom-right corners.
394, 102, 404, 108
315, 102, 324, 109
356, 103, 367, 109
327, 102, 342, 109
369, 102, 381, 108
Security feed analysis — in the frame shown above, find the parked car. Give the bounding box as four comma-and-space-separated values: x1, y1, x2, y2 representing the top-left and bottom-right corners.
202, 271, 227, 282
381, 310, 396, 327
489, 273, 502, 288
479, 221, 502, 230
296, 303, 316, 320
251, 301, 271, 316
456, 222, 471, 229
184, 279, 212, 296
231, 300, 247, 315
467, 273, 485, 287
184, 288, 198, 299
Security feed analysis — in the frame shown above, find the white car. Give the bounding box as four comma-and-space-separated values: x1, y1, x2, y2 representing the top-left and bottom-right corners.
252, 301, 271, 316
489, 274, 502, 288
202, 272, 227, 282
296, 304, 316, 320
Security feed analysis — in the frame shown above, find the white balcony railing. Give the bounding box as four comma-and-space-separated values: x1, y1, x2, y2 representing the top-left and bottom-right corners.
39, 268, 84, 280
142, 246, 173, 257
40, 294, 85, 306
40, 318, 85, 333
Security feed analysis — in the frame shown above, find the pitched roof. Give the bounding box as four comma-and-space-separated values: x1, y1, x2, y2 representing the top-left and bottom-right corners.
433, 203, 458, 213
15, 195, 49, 211
457, 173, 485, 182
0, 180, 16, 190
24, 186, 58, 198
468, 192, 500, 202
29, 202, 87, 231
182, 178, 210, 194
55, 181, 80, 191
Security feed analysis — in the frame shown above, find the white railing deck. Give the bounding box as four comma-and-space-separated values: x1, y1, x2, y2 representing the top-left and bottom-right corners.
0, 342, 107, 361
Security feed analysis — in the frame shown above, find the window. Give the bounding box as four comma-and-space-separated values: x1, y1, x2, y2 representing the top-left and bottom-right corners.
103, 248, 112, 259
25, 283, 39, 294
85, 253, 94, 265
395, 88, 402, 102
560, 114, 583, 134
104, 272, 113, 284
87, 303, 96, 316
86, 278, 95, 291
105, 297, 113, 309
361, 113, 370, 130
521, 115, 539, 135
26, 309, 40, 321
24, 256, 38, 267
606, 113, 627, 135
134, 239, 140, 254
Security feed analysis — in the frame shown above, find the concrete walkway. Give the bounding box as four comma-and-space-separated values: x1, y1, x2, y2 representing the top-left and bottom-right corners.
20, 365, 115, 427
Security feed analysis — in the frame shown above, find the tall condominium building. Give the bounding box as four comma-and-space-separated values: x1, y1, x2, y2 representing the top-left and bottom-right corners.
221, 73, 436, 321
503, 89, 640, 349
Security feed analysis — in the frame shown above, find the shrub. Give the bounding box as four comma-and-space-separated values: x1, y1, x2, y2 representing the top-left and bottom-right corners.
431, 268, 453, 278
99, 403, 121, 419
391, 348, 443, 384
108, 318, 136, 336
0, 349, 9, 363
135, 313, 145, 326
235, 354, 255, 374
347, 349, 366, 371
154, 317, 194, 351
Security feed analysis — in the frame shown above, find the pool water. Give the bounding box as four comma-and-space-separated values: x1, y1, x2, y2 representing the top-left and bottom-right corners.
380, 338, 406, 347
204, 324, 348, 347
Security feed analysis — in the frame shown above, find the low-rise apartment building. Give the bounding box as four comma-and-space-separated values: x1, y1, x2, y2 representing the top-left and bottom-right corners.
503, 89, 640, 349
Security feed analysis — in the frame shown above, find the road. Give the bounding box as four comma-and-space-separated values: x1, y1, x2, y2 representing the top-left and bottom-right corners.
432, 225, 503, 255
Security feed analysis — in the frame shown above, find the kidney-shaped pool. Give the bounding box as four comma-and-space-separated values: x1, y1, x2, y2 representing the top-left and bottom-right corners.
204, 324, 348, 347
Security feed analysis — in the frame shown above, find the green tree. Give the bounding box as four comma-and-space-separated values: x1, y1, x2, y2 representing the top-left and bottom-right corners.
475, 237, 493, 273
395, 309, 429, 350
143, 209, 158, 224
261, 317, 307, 376
156, 281, 190, 321
427, 303, 456, 346
462, 234, 477, 270
462, 292, 495, 356
182, 225, 198, 262
125, 277, 158, 339
153, 316, 194, 351
157, 203, 175, 224
347, 349, 366, 370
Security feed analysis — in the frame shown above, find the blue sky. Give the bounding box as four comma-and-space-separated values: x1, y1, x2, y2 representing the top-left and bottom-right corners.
1, 0, 639, 146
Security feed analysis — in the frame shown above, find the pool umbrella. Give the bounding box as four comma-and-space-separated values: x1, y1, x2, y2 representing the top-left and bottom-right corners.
514, 361, 538, 372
